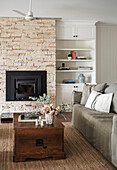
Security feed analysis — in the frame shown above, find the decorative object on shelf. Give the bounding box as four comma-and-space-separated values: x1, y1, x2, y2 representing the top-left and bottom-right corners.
58, 66, 70, 70
78, 74, 85, 83
62, 63, 65, 67
58, 62, 70, 70
71, 51, 76, 60
78, 66, 92, 70
63, 80, 75, 84
68, 54, 72, 60
77, 56, 87, 60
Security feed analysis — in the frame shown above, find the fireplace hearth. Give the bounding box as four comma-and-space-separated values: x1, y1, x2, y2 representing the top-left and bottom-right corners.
6, 71, 47, 101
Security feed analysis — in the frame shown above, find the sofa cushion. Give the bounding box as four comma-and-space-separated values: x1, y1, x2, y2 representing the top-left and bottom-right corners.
95, 93, 113, 113
80, 83, 107, 105
72, 91, 82, 106
85, 90, 113, 113
105, 83, 117, 113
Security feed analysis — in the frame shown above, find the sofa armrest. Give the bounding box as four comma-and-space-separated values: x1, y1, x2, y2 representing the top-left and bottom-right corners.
72, 91, 82, 106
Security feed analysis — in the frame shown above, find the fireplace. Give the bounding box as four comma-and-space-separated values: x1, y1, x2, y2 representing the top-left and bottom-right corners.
6, 71, 47, 101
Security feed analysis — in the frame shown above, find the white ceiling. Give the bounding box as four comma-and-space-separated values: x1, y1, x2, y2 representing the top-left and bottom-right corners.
1, 0, 117, 24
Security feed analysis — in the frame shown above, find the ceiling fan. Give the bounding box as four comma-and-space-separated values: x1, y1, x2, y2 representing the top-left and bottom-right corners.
13, 0, 61, 21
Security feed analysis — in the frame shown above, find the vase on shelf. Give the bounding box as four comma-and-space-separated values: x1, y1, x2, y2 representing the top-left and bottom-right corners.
78, 74, 85, 83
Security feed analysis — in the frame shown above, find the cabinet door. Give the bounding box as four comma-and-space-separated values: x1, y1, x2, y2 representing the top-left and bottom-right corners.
76, 25, 96, 39
56, 85, 73, 106
56, 84, 84, 107
56, 23, 75, 40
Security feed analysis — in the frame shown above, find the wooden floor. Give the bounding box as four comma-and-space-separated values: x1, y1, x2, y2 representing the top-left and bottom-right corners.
0, 122, 116, 170
57, 112, 72, 122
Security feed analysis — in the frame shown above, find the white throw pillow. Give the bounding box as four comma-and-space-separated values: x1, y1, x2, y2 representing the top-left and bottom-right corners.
85, 91, 101, 109
95, 93, 113, 113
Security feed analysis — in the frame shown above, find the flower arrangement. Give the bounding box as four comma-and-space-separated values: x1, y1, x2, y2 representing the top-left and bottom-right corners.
29, 94, 61, 116
29, 93, 50, 106
40, 103, 61, 116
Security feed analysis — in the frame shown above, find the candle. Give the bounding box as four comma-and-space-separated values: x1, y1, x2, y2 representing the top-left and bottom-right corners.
41, 120, 44, 127
35, 119, 38, 126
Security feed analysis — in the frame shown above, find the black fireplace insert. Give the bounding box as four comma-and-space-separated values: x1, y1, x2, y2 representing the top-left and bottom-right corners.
6, 71, 47, 101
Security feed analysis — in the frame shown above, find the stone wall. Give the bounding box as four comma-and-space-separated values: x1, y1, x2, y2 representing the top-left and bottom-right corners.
0, 17, 56, 112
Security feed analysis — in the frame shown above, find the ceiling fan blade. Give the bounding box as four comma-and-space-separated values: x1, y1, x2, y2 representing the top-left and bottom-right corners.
35, 17, 62, 20
13, 10, 26, 16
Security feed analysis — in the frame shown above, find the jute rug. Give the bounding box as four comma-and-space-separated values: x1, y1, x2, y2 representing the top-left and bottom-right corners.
0, 123, 116, 170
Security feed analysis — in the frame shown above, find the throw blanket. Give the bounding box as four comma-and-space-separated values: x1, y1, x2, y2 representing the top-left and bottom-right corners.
111, 115, 117, 167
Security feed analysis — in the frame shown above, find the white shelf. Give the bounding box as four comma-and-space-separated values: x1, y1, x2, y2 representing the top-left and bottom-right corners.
56, 83, 84, 86
56, 59, 93, 62
57, 38, 95, 41
56, 70, 94, 73
56, 48, 94, 51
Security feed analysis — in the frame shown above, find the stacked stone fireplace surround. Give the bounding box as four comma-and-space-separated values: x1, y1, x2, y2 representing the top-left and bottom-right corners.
0, 17, 56, 112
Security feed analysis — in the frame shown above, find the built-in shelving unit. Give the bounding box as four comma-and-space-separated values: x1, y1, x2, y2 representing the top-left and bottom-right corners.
56, 20, 96, 106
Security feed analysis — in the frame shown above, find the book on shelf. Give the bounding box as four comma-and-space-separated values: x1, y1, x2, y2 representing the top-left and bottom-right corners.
77, 56, 87, 60
78, 66, 92, 70
63, 80, 75, 84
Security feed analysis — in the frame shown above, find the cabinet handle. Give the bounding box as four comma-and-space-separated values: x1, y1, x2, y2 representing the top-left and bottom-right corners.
73, 35, 75, 37
76, 35, 78, 37
74, 86, 78, 88
43, 146, 47, 149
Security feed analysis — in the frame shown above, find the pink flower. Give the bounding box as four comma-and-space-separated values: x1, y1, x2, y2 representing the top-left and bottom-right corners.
40, 107, 46, 114
50, 103, 55, 110
44, 105, 51, 113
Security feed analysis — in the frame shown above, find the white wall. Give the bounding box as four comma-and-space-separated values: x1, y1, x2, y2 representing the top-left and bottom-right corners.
96, 23, 117, 84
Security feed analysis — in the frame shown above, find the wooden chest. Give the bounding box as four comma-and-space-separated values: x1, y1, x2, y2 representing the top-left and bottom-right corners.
13, 113, 65, 162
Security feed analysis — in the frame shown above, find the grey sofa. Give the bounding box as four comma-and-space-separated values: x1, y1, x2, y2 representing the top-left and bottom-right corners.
72, 83, 117, 167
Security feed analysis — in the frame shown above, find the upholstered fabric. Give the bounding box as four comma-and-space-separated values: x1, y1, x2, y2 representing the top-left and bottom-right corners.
72, 104, 114, 162
71, 91, 82, 106
80, 84, 91, 105
95, 93, 113, 113
111, 115, 117, 167
85, 90, 113, 113
91, 83, 107, 92
85, 90, 101, 109
80, 83, 107, 105
105, 83, 117, 113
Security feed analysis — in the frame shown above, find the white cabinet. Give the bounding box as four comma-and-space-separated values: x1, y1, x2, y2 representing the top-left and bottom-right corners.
77, 25, 95, 39
56, 23, 75, 39
56, 21, 96, 40
56, 84, 84, 106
